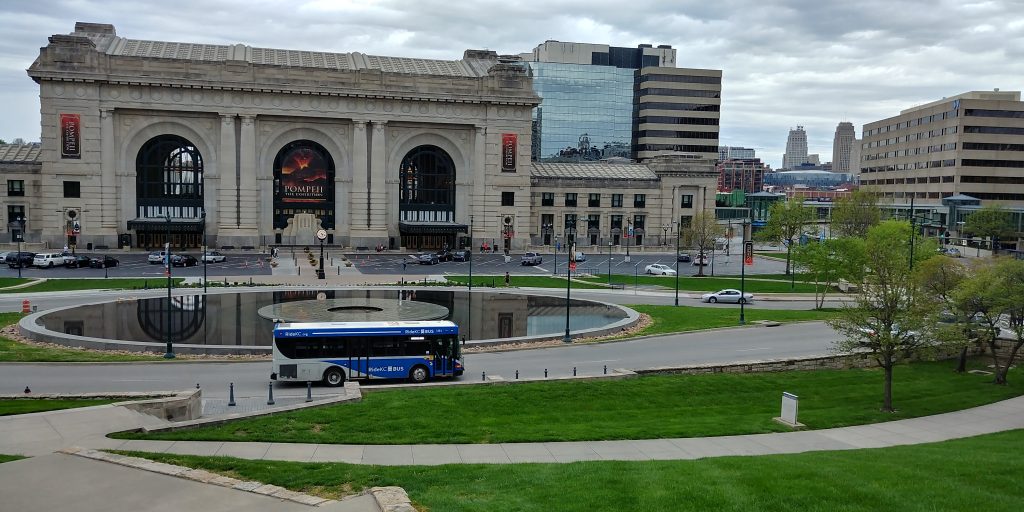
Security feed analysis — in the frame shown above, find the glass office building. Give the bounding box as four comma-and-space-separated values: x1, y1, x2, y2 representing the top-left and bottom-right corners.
530, 62, 635, 161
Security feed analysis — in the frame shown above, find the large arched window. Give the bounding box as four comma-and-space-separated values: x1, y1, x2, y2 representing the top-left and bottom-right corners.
273, 140, 335, 230
399, 145, 455, 220
136, 135, 204, 204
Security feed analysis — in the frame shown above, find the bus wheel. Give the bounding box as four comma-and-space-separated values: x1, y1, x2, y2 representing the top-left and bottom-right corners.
323, 367, 345, 387
409, 365, 429, 383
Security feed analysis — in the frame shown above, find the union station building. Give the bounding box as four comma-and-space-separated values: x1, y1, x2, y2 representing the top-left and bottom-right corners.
3, 23, 717, 252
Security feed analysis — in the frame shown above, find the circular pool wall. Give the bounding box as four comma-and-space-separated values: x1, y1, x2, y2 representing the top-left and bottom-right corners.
21, 289, 638, 355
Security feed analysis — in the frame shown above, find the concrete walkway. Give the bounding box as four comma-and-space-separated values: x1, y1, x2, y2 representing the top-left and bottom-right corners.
33, 394, 1024, 465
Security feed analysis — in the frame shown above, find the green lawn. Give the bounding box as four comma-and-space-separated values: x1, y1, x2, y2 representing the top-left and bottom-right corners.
0, 454, 25, 464
126, 428, 1024, 511
582, 274, 820, 293
0, 278, 30, 288
0, 398, 118, 416
444, 275, 608, 289
118, 359, 1022, 445
628, 305, 837, 336
0, 312, 163, 362
0, 278, 185, 294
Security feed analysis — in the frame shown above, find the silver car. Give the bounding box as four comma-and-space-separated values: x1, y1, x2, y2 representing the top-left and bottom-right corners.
701, 289, 754, 304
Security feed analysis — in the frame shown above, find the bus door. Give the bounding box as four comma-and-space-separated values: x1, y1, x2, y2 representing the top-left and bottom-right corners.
431, 337, 453, 377
348, 337, 369, 379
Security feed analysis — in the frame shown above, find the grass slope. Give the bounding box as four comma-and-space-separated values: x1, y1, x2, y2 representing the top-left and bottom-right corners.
0, 454, 25, 464
444, 275, 607, 289
582, 275, 819, 293
629, 304, 837, 336
127, 428, 1024, 511
0, 278, 185, 294
119, 359, 1021, 445
0, 398, 118, 416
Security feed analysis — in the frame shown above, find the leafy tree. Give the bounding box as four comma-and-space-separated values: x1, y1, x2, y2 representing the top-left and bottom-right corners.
831, 190, 881, 238
0, 138, 7, 144
955, 258, 1024, 385
792, 237, 866, 309
827, 220, 942, 412
914, 255, 974, 372
684, 211, 723, 278
756, 198, 812, 275
962, 205, 1015, 256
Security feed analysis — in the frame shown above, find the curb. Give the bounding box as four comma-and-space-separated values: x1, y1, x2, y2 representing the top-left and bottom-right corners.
59, 446, 342, 507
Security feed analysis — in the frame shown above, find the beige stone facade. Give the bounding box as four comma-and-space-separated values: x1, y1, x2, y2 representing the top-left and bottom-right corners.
860, 90, 1024, 206
10, 23, 717, 251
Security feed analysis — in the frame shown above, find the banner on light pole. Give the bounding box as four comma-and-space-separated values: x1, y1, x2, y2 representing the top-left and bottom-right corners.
744, 241, 754, 266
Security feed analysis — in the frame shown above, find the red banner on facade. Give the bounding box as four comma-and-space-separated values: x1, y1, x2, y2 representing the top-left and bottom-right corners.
279, 147, 328, 203
501, 133, 517, 172
60, 113, 81, 159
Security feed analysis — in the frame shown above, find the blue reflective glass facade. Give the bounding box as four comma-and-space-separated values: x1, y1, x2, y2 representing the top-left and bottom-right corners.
529, 62, 635, 161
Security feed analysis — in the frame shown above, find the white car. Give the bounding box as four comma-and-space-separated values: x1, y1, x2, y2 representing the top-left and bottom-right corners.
201, 251, 226, 263
148, 251, 168, 264
32, 252, 65, 268
701, 289, 754, 304
644, 263, 677, 276
573, 251, 587, 262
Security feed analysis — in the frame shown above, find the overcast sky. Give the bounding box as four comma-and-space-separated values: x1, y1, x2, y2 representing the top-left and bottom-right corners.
2, 0, 1023, 168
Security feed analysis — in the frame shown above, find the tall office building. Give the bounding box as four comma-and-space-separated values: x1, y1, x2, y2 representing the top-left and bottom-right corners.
782, 126, 809, 169
523, 40, 721, 162
832, 121, 856, 173
860, 90, 1024, 205
719, 146, 756, 160
849, 138, 862, 175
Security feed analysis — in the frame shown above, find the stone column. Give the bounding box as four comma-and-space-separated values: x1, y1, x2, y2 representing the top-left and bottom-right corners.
368, 120, 388, 236
238, 115, 258, 237
472, 125, 487, 248
350, 120, 369, 240
100, 108, 116, 231
217, 114, 238, 233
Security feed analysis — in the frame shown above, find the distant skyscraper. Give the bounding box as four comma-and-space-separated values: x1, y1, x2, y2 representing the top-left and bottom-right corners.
718, 146, 756, 160
782, 126, 808, 169
849, 138, 862, 175
832, 121, 856, 173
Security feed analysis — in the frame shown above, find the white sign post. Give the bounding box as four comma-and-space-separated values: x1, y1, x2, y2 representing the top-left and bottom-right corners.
774, 391, 804, 428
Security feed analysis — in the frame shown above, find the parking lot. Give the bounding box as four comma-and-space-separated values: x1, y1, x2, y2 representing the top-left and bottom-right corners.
0, 250, 273, 279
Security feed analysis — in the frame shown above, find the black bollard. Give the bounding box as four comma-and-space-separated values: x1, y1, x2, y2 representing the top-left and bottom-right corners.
603, 365, 607, 375
228, 383, 236, 407
267, 381, 275, 405
337, 267, 340, 275
573, 367, 577, 377
23, 386, 30, 394
306, 381, 313, 403
196, 383, 200, 389
544, 368, 548, 378
482, 371, 486, 381
515, 370, 519, 380
249, 277, 253, 287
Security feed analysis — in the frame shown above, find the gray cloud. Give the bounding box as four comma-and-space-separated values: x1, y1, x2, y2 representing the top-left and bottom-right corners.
1, 0, 1023, 167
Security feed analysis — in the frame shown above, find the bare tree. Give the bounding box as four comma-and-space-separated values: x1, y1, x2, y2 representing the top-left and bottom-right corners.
684, 211, 723, 278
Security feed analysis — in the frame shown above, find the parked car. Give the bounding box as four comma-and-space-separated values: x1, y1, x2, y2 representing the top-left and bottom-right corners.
701, 289, 754, 304
59, 251, 76, 265
946, 248, 961, 258
452, 250, 471, 262
201, 251, 226, 263
89, 255, 119, 268
521, 252, 543, 266
170, 254, 198, 267
5, 252, 35, 268
572, 251, 586, 262
148, 251, 168, 264
435, 249, 452, 262
66, 255, 92, 268
677, 253, 692, 262
416, 252, 439, 265
32, 252, 66, 268
691, 254, 709, 266
644, 263, 677, 276
0, 251, 9, 262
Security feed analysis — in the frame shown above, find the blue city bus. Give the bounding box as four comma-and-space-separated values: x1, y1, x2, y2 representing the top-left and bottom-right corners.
271, 320, 463, 385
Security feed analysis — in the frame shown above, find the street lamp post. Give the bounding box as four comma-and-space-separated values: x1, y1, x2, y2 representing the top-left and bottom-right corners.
201, 211, 207, 294
564, 223, 576, 343
163, 214, 174, 359
741, 220, 748, 325
607, 241, 613, 285
625, 220, 632, 263
662, 224, 669, 247
674, 221, 681, 306
15, 217, 26, 279
468, 216, 474, 290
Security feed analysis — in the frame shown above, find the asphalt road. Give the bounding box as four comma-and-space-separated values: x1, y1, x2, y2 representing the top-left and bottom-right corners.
0, 251, 273, 279
0, 322, 839, 399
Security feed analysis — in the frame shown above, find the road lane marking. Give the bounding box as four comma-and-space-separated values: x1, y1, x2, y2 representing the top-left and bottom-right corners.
734, 347, 771, 352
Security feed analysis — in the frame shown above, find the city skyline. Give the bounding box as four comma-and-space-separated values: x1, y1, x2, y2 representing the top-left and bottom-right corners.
1, 0, 1023, 169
